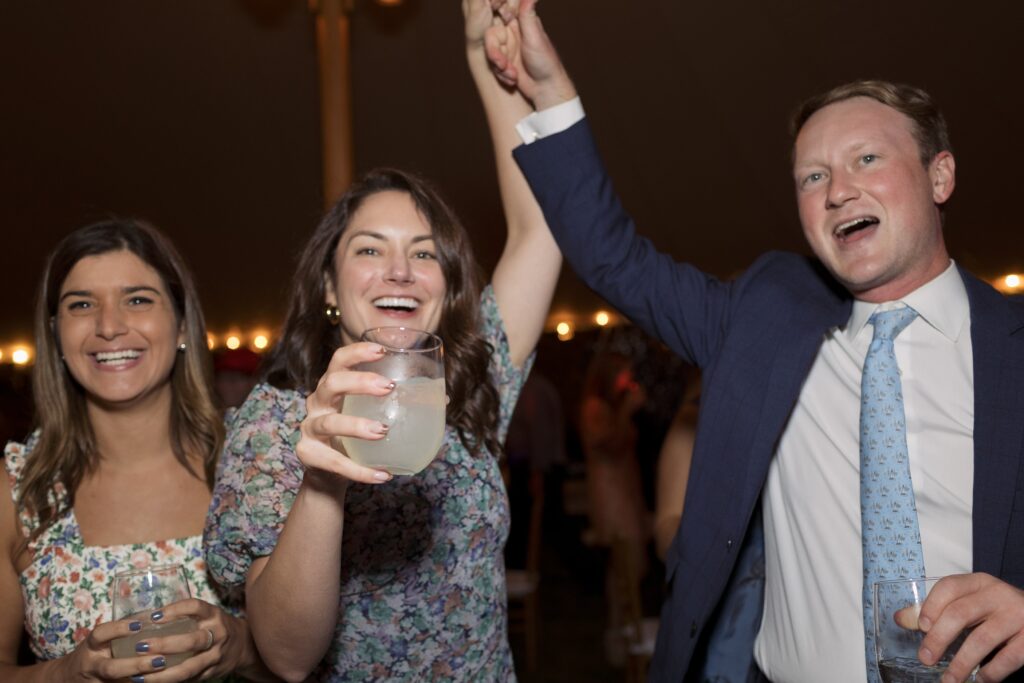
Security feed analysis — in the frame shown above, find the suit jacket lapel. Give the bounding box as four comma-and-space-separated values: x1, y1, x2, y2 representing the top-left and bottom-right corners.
741, 271, 852, 501
963, 269, 1024, 575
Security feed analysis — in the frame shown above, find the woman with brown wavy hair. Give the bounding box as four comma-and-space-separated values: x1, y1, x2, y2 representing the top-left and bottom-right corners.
0, 219, 270, 681
202, 2, 561, 680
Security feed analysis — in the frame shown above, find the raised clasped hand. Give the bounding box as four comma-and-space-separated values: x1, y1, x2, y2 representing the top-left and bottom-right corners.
297, 341, 395, 485
477, 0, 576, 109
915, 573, 1024, 682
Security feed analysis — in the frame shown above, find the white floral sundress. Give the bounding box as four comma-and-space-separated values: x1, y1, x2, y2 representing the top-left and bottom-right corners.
4, 438, 229, 660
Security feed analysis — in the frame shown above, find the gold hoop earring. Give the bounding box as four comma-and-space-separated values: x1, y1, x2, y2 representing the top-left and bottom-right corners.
325, 305, 341, 326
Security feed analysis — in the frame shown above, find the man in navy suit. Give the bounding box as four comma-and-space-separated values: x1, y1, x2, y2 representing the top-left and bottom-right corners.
478, 1, 1024, 681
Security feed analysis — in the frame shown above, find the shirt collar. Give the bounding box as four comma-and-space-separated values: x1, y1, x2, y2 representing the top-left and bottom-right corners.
845, 261, 969, 342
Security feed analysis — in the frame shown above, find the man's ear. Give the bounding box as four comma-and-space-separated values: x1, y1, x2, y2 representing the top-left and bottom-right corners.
930, 150, 956, 205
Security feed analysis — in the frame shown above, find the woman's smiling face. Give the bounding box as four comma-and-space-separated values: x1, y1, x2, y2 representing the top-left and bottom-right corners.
327, 190, 447, 345
56, 249, 182, 410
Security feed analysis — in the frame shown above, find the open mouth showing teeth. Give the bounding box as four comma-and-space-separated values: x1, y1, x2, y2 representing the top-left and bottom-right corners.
373, 297, 419, 313
834, 217, 879, 239
94, 350, 142, 365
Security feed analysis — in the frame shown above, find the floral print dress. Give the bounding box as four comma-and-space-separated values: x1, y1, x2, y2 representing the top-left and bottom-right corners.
4, 438, 230, 660
204, 287, 530, 681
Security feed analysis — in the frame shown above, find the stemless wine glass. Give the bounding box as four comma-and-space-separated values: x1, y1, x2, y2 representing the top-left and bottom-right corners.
111, 564, 198, 667
874, 577, 977, 683
341, 326, 446, 475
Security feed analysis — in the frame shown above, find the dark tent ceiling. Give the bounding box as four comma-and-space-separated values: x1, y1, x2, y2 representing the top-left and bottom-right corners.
2, 0, 1021, 344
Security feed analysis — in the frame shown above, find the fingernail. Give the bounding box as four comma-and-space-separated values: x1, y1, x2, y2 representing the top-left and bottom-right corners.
129, 620, 142, 632
940, 673, 954, 683
150, 610, 163, 622
131, 676, 145, 683
374, 345, 387, 355
374, 422, 390, 434
152, 656, 166, 668
920, 647, 934, 664
919, 615, 932, 631
373, 470, 391, 482
135, 641, 150, 653
378, 379, 396, 390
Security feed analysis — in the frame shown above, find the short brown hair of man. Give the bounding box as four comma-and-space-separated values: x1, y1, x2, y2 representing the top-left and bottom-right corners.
790, 79, 953, 167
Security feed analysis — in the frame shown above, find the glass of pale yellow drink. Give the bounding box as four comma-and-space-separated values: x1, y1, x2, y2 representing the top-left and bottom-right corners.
111, 564, 197, 667
341, 327, 445, 475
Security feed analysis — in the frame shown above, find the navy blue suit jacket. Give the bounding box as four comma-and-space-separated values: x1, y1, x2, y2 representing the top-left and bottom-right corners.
514, 119, 1024, 682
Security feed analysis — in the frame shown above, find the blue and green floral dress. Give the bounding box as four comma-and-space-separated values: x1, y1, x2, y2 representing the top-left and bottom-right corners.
204, 287, 529, 681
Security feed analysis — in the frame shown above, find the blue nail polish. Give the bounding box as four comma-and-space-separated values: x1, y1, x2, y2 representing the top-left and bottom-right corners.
129, 620, 142, 632
150, 610, 163, 622
135, 641, 150, 653
152, 656, 166, 668
131, 676, 145, 683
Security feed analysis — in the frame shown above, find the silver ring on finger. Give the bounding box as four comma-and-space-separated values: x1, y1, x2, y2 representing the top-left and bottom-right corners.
204, 627, 215, 651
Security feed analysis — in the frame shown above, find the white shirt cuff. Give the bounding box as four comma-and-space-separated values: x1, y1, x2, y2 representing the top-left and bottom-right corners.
515, 97, 585, 144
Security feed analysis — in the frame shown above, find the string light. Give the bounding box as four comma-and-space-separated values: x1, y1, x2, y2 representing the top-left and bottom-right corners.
207, 334, 217, 350
253, 334, 269, 350
556, 321, 575, 342
595, 311, 610, 327
225, 335, 241, 350
993, 273, 1023, 294
11, 348, 31, 366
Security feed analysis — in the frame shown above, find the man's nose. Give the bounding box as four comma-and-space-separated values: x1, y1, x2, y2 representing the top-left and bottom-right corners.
826, 169, 859, 208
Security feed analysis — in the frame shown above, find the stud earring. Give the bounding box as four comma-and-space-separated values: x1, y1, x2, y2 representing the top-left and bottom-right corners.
177, 343, 187, 352
325, 305, 341, 326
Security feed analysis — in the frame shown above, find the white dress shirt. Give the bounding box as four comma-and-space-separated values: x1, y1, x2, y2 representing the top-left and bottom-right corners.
756, 262, 974, 682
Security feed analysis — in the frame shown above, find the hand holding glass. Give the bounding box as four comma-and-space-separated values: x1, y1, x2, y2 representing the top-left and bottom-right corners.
341, 327, 445, 475
874, 577, 977, 683
111, 564, 198, 667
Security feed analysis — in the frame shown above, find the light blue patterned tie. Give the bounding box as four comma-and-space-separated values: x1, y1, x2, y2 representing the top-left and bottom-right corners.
860, 307, 925, 683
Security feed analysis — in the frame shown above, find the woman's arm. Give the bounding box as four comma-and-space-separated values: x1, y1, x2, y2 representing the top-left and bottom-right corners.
240, 343, 393, 683
464, 0, 561, 367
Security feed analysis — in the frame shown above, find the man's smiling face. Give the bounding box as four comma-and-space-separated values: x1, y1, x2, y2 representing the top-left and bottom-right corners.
793, 96, 955, 303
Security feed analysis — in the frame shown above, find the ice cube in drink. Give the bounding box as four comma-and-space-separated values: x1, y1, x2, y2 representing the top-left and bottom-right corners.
341, 376, 445, 475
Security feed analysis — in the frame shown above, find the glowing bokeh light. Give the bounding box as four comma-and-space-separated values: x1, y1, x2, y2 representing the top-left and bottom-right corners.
253, 334, 269, 350
225, 336, 241, 350
1006, 274, 1021, 289
12, 348, 31, 365
595, 311, 610, 327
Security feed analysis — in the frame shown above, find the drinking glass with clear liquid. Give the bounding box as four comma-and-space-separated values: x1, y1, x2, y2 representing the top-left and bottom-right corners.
340, 327, 445, 476
111, 564, 197, 667
874, 577, 978, 683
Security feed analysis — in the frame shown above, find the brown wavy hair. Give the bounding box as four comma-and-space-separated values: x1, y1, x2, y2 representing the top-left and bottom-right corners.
19, 219, 223, 543
262, 168, 501, 458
